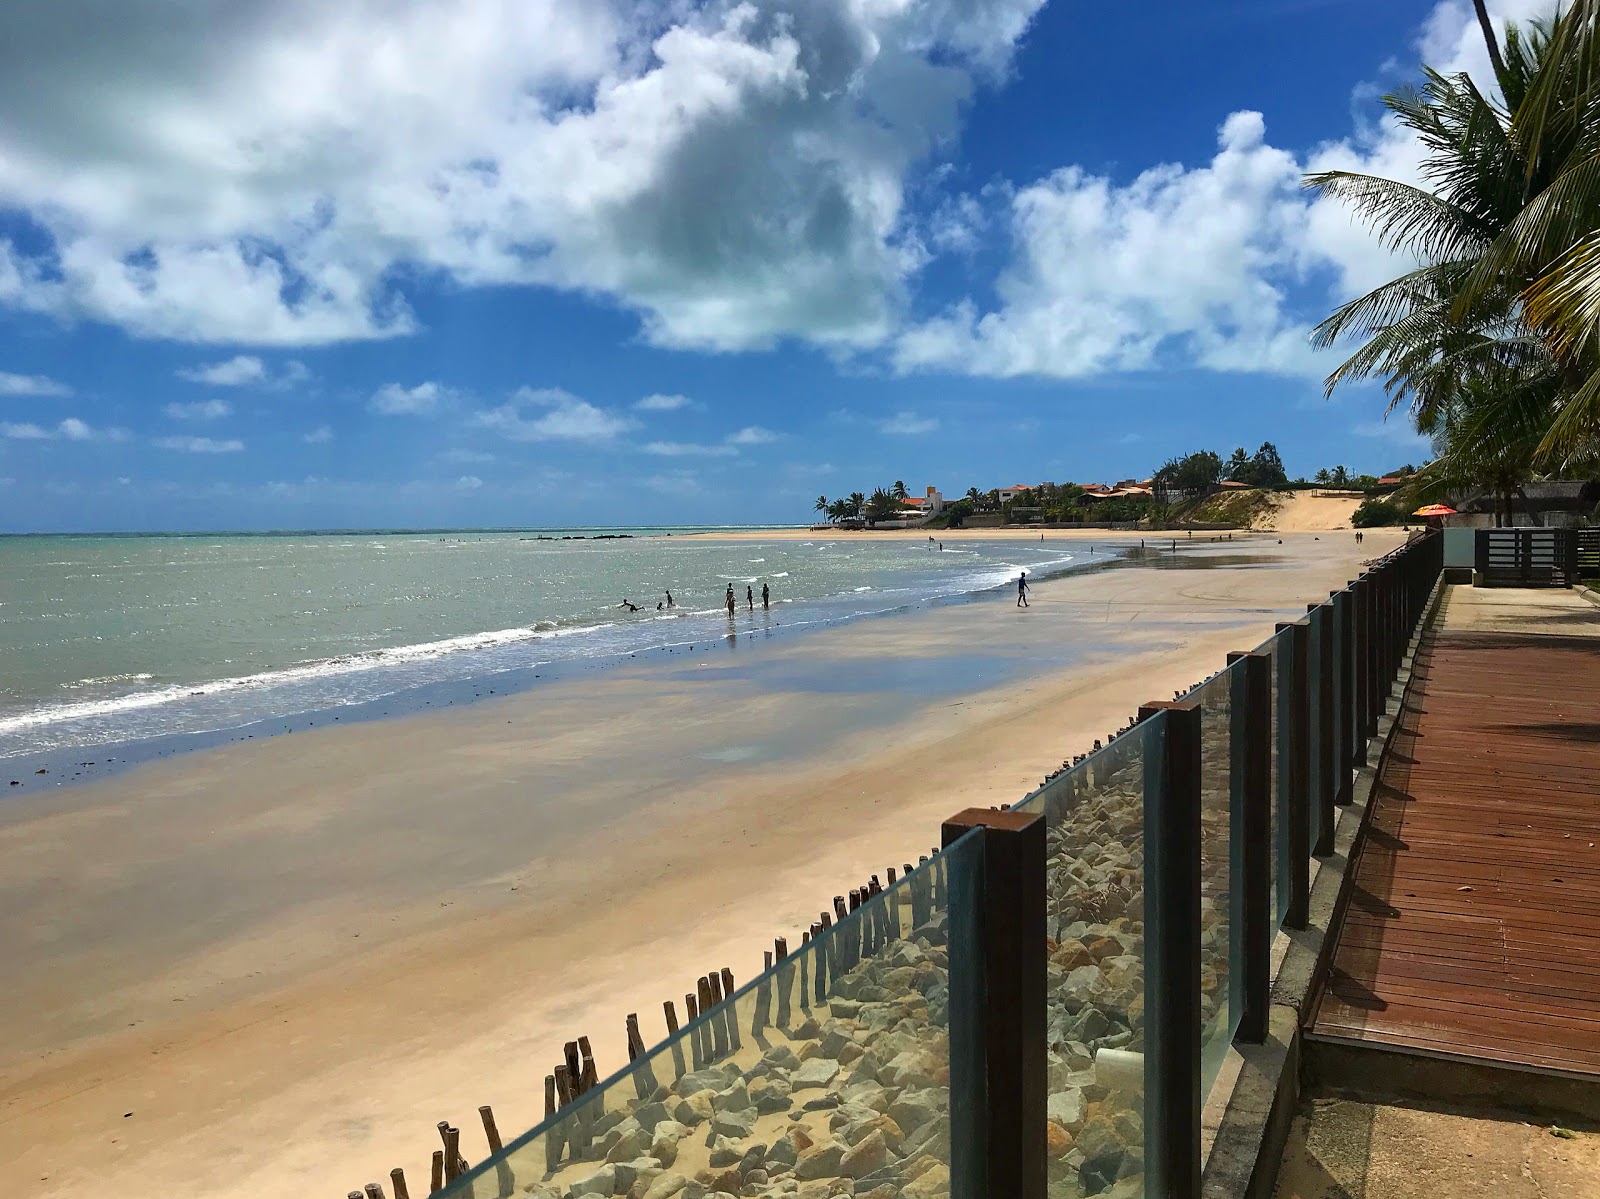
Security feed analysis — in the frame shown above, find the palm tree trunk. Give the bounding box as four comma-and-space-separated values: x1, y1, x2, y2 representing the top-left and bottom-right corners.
1472, 0, 1509, 82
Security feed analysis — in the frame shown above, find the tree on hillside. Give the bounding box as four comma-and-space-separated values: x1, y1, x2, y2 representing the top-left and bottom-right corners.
1330, 465, 1352, 487
1224, 447, 1251, 481
965, 486, 983, 506
892, 480, 908, 501
1250, 442, 1288, 486
1154, 450, 1224, 495
1314, 468, 1331, 485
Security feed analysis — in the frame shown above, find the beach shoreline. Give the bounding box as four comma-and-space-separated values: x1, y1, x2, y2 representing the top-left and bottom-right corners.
0, 532, 1402, 1199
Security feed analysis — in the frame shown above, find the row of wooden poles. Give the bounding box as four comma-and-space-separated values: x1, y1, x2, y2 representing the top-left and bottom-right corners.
344, 852, 949, 1197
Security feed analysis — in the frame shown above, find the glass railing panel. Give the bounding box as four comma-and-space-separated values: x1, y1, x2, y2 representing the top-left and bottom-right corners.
1014, 712, 1163, 1199
1255, 629, 1283, 928
1187, 661, 1242, 1101
1306, 606, 1323, 837
437, 834, 985, 1199
1274, 624, 1297, 927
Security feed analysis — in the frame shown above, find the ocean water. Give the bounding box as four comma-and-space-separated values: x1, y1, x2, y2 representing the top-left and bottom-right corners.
0, 529, 1090, 760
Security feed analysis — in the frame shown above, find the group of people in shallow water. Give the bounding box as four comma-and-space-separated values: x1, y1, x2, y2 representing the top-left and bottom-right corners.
617, 584, 770, 615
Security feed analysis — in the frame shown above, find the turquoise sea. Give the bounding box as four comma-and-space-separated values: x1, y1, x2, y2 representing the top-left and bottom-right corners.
0, 528, 1089, 760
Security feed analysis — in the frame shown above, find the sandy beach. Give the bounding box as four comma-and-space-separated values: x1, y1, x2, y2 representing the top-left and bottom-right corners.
0, 531, 1401, 1199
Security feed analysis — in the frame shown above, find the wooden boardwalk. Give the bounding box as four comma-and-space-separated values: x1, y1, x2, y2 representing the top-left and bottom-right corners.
1309, 586, 1600, 1077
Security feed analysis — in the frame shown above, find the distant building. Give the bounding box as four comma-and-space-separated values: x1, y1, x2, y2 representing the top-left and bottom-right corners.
894, 485, 945, 521
1452, 481, 1600, 528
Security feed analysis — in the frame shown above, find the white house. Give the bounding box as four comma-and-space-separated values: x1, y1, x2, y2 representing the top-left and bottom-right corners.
898, 485, 945, 517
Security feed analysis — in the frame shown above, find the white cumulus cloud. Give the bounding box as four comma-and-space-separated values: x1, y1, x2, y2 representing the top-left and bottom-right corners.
879, 411, 940, 434
727, 425, 780, 446
0, 370, 71, 397
476, 386, 634, 442
369, 381, 452, 416
164, 399, 233, 421
635, 393, 695, 412
643, 440, 739, 457
303, 424, 334, 444
154, 434, 244, 453
176, 355, 267, 386
0, 0, 1044, 349
3, 416, 124, 441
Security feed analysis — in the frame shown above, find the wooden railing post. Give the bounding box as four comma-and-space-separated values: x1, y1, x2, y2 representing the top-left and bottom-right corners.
1227, 651, 1272, 1044
1138, 698, 1202, 1199
1308, 603, 1335, 857
1277, 620, 1310, 929
941, 808, 1046, 1199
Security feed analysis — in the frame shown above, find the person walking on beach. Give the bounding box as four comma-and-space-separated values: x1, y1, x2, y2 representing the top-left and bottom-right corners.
725, 584, 736, 615
746, 585, 754, 611
1017, 571, 1030, 608
761, 582, 770, 609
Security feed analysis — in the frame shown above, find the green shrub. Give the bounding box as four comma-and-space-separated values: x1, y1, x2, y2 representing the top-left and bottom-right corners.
1352, 498, 1407, 527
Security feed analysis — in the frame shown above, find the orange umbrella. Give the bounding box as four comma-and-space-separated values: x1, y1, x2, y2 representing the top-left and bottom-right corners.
1412, 504, 1456, 517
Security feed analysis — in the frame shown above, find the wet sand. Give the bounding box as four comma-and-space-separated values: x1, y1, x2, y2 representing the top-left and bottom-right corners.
0, 531, 1401, 1199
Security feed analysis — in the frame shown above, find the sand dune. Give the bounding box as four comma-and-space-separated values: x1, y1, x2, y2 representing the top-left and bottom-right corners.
1257, 489, 1377, 532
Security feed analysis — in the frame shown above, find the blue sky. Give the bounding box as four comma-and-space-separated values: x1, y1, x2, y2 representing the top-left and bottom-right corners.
0, 0, 1542, 531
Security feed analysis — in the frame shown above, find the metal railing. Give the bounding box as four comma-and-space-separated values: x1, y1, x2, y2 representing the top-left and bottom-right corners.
393, 531, 1444, 1199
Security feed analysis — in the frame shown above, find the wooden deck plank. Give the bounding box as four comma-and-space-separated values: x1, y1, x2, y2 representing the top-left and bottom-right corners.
1308, 592, 1600, 1077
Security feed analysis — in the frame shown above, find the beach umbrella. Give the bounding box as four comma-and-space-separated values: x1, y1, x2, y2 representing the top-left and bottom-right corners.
1412, 504, 1457, 517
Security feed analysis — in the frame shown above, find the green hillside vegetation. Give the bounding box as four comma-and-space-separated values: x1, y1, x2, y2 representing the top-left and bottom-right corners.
1178, 488, 1282, 528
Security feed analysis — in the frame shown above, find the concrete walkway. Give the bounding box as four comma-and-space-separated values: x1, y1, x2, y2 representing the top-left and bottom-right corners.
1275, 1094, 1600, 1198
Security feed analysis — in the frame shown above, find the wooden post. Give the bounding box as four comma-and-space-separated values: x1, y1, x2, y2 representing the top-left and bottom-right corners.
430, 1151, 444, 1195
720, 968, 741, 1051
929, 847, 942, 908
848, 889, 864, 966
391, 1168, 411, 1199
887, 867, 902, 936
799, 930, 813, 1011
753, 951, 773, 1037
626, 1014, 659, 1098
578, 1037, 603, 1117
819, 911, 835, 998
832, 896, 850, 973
685, 992, 704, 1069
913, 857, 930, 929
773, 938, 792, 1026
365, 1184, 389, 1199
1228, 650, 1272, 1044
543, 1075, 561, 1172
664, 1000, 687, 1079
1139, 699, 1203, 1199
701, 975, 726, 1060
439, 1124, 463, 1183
480, 1104, 512, 1198
940, 807, 1048, 1199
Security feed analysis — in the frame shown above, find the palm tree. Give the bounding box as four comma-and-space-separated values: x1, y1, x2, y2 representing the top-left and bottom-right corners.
1306, 3, 1600, 468
865, 487, 898, 525
814, 494, 829, 518
827, 498, 850, 522
1314, 468, 1332, 485
848, 491, 865, 518
892, 480, 908, 501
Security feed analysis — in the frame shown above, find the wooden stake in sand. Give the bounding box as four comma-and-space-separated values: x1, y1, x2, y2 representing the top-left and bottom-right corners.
364, 1184, 389, 1199
720, 968, 741, 1051
685, 992, 705, 1069
430, 1150, 445, 1194
438, 1123, 465, 1183
799, 929, 814, 1011
887, 867, 902, 938
832, 896, 850, 972
553, 1063, 577, 1160
912, 857, 930, 929
847, 889, 864, 965
480, 1104, 514, 1198
752, 950, 773, 1037
704, 973, 729, 1059
773, 937, 791, 1027
543, 1075, 562, 1173
391, 1167, 412, 1199
578, 1037, 603, 1116
664, 1000, 687, 1079
625, 1014, 660, 1099
817, 911, 834, 1000
929, 847, 941, 908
